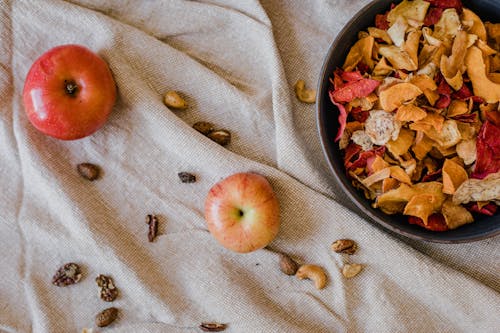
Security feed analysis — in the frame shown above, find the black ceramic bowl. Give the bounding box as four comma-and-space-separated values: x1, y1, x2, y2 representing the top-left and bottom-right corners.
317, 0, 500, 243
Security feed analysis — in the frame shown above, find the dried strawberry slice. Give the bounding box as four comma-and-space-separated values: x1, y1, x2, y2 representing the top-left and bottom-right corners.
451, 113, 477, 123
331, 78, 380, 103
348, 146, 385, 171
424, 7, 444, 26
357, 62, 370, 75
328, 92, 348, 142
408, 213, 449, 231
422, 168, 442, 182
466, 202, 498, 216
341, 71, 364, 83
425, 0, 463, 13
471, 120, 500, 179
435, 94, 451, 109
486, 110, 500, 127
343, 143, 362, 168
375, 13, 390, 30
350, 107, 370, 123
451, 84, 472, 100
332, 68, 344, 90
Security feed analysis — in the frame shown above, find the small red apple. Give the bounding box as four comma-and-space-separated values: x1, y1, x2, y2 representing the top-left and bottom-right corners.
23, 44, 117, 140
205, 172, 280, 253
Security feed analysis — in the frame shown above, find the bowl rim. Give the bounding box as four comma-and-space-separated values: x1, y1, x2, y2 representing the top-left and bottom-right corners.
315, 0, 500, 243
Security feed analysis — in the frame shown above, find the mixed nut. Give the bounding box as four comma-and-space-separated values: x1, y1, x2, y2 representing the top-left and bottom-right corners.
52, 263, 82, 287
146, 214, 159, 242
192, 121, 231, 146
96, 274, 119, 302
77, 163, 100, 181
95, 307, 119, 327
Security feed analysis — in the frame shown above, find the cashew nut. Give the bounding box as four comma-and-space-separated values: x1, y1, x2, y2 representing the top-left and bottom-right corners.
163, 90, 188, 109
295, 264, 327, 289
294, 80, 316, 104
342, 263, 363, 279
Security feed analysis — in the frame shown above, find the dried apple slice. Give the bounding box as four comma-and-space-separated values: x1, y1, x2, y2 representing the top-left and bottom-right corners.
387, 0, 430, 26
379, 45, 418, 71
453, 171, 500, 204
434, 8, 462, 40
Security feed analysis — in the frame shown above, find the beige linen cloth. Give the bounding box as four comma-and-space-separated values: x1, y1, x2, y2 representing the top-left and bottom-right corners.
1, 0, 499, 332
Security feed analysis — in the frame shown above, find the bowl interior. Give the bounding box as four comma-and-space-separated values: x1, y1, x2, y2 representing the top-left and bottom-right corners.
317, 0, 500, 243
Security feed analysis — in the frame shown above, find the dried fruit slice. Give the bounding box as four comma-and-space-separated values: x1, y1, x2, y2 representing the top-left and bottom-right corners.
441, 199, 473, 229
365, 110, 401, 145
453, 171, 500, 204
403, 193, 442, 225
331, 78, 381, 103
465, 47, 500, 103
379, 83, 423, 112
471, 120, 500, 179
395, 104, 427, 122
387, 0, 430, 25
461, 8, 487, 40
442, 158, 468, 194
408, 213, 449, 231
342, 36, 375, 71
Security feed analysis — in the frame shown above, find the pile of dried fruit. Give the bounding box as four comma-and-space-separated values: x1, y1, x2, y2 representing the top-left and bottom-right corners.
329, 0, 500, 231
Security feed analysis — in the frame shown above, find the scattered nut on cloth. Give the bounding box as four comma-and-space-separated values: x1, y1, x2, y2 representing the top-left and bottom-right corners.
0, 1, 498, 332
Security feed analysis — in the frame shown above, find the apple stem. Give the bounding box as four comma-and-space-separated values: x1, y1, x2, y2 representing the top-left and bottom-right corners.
64, 80, 79, 96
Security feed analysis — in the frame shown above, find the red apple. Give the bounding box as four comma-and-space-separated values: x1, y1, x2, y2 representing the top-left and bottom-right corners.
205, 172, 280, 253
23, 44, 117, 140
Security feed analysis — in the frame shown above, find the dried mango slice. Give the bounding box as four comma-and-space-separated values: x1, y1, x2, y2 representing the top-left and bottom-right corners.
412, 133, 434, 160
410, 74, 438, 92
368, 27, 393, 44
403, 193, 440, 225
424, 119, 462, 148
395, 104, 427, 122
376, 184, 415, 214
372, 57, 394, 76
442, 158, 468, 194
343, 36, 375, 71
368, 155, 390, 174
386, 128, 415, 156
382, 178, 400, 192
442, 199, 473, 229
379, 83, 423, 111
446, 100, 468, 117
402, 29, 422, 70
465, 46, 500, 103
461, 8, 487, 41
390, 165, 412, 185
440, 30, 468, 91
